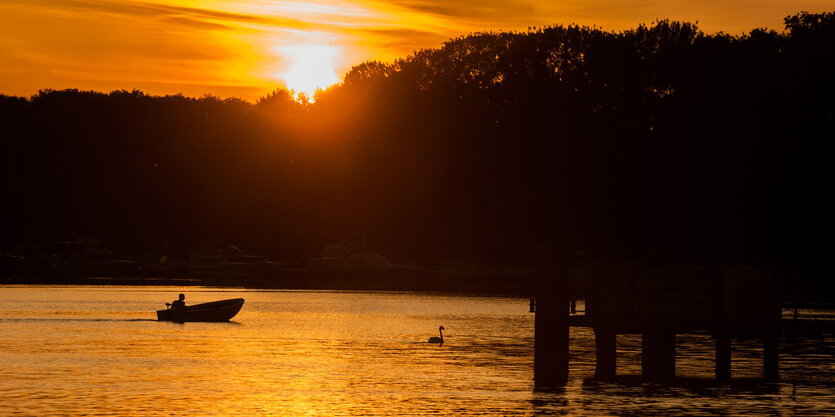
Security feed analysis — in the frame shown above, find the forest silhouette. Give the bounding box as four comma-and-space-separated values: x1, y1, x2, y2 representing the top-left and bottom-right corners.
1, 12, 832, 289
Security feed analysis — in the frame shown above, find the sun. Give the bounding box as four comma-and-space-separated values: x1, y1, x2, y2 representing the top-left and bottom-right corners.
278, 44, 342, 99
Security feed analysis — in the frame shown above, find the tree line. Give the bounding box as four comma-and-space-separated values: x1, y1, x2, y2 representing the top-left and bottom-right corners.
1, 12, 832, 283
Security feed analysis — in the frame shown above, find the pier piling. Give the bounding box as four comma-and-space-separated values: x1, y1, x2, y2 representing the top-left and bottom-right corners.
642, 331, 676, 380
594, 329, 617, 377
715, 333, 732, 380
764, 332, 779, 381
533, 253, 569, 387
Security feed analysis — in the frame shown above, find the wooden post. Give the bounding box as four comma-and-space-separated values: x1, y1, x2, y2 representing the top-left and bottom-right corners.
764, 332, 779, 381
594, 329, 616, 377
534, 251, 569, 387
642, 331, 676, 380
715, 333, 731, 381
764, 269, 780, 381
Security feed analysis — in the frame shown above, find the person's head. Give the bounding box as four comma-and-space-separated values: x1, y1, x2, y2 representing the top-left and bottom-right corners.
178, 294, 185, 301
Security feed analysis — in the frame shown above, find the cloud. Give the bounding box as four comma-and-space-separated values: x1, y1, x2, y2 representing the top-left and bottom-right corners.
356, 27, 449, 50
9, 0, 311, 30
382, 0, 537, 24
161, 16, 235, 31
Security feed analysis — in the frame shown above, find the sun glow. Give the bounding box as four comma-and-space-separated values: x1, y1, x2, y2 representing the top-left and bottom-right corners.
278, 44, 342, 99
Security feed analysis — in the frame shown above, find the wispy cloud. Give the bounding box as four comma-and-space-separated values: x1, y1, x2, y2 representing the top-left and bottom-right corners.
384, 0, 536, 23
9, 0, 312, 29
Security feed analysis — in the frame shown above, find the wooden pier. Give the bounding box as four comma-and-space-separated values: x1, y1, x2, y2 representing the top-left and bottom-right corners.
534, 261, 834, 386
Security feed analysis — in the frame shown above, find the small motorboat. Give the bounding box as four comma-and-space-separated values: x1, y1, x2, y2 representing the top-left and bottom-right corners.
157, 298, 245, 322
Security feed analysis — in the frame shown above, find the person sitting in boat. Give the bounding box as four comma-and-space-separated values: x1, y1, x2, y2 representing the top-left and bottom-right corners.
171, 294, 186, 310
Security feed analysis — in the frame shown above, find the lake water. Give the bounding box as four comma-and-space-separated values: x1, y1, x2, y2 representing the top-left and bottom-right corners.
1, 286, 833, 416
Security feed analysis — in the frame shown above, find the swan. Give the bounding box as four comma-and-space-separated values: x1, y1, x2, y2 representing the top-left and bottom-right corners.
428, 326, 445, 344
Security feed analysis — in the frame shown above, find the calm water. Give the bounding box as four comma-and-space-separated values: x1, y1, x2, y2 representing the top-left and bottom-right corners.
1, 286, 833, 416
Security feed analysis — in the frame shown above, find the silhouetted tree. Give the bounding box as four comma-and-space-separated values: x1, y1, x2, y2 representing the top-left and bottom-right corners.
1, 12, 832, 293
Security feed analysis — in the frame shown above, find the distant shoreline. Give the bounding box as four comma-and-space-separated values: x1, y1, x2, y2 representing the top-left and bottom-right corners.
0, 270, 538, 296
4, 271, 833, 303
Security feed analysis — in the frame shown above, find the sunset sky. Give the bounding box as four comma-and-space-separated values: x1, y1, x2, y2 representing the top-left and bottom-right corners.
1, 0, 833, 101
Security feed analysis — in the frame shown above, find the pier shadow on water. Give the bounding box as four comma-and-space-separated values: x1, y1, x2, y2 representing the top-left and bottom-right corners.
531, 375, 835, 416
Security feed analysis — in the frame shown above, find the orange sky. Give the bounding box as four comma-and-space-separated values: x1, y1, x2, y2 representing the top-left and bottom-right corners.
1, 0, 833, 101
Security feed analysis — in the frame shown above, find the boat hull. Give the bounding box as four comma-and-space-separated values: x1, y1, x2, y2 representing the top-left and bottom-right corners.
156, 298, 244, 322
